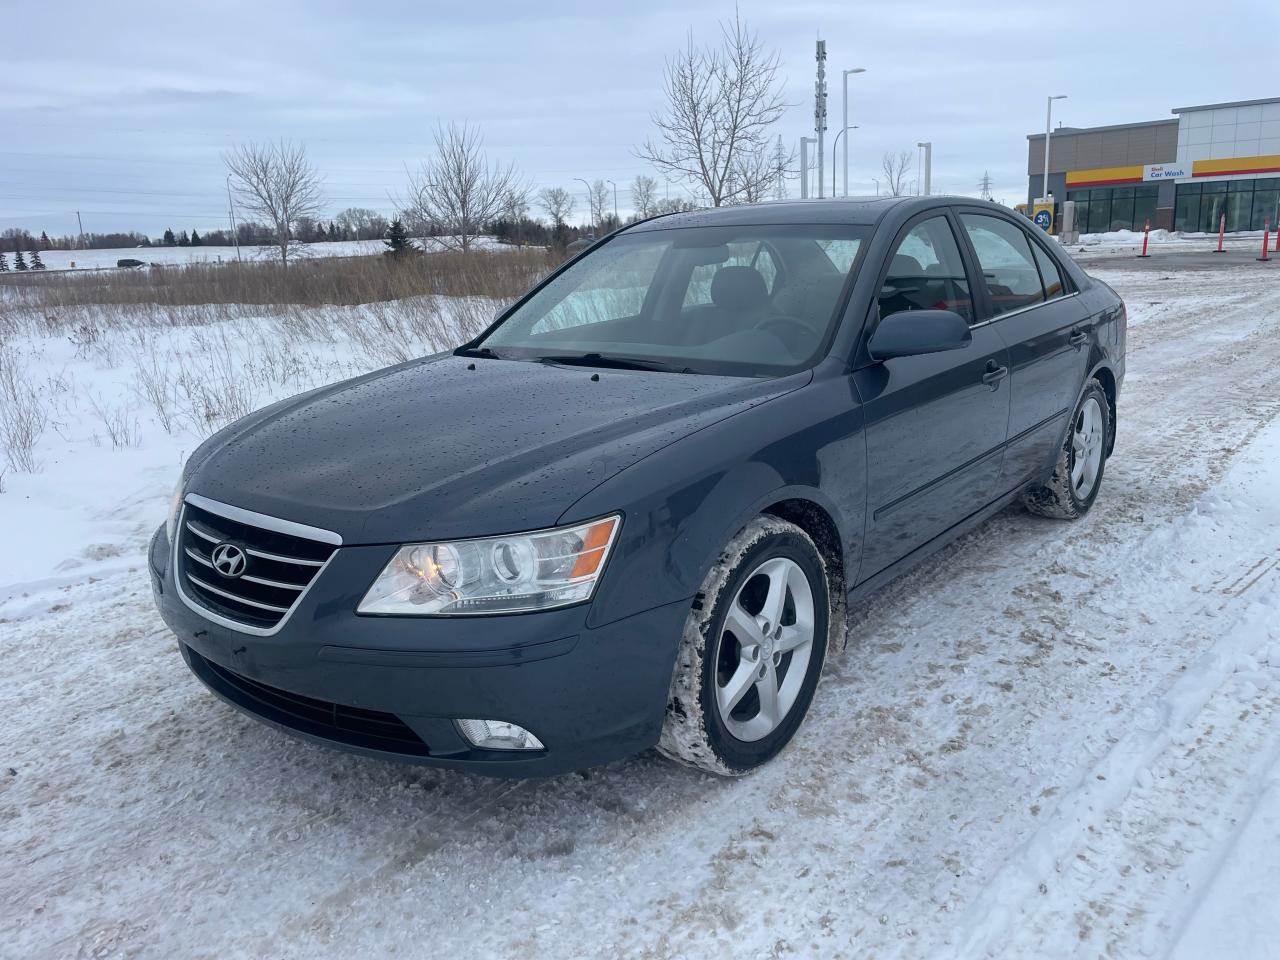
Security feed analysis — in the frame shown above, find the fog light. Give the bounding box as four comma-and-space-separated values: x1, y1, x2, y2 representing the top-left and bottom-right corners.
456, 718, 544, 751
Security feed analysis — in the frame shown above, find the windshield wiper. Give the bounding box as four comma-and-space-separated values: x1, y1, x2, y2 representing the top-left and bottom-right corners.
535, 352, 695, 374
455, 345, 506, 360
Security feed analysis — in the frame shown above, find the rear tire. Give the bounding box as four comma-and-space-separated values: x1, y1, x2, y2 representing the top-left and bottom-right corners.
658, 517, 830, 776
1023, 378, 1110, 520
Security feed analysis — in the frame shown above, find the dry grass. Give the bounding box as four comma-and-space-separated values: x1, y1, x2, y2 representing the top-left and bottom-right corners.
0, 247, 562, 474
0, 249, 555, 314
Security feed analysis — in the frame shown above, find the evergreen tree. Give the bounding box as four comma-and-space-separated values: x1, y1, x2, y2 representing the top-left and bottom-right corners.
328, 222, 338, 240
163, 228, 176, 246
0, 252, 8, 271
29, 249, 45, 269
40, 231, 51, 248
14, 250, 28, 270
383, 219, 416, 257
190, 229, 202, 246
178, 230, 190, 246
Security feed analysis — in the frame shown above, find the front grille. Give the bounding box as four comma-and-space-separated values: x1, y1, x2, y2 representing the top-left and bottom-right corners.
177, 498, 337, 631
187, 648, 430, 755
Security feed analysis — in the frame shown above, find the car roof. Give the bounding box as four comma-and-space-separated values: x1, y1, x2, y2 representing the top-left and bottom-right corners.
626, 195, 980, 232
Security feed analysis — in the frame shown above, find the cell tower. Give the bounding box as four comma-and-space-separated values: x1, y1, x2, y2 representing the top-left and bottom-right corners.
814, 39, 828, 199
978, 171, 994, 201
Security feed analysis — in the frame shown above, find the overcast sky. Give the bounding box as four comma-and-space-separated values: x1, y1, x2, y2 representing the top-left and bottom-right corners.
3, 0, 1276, 239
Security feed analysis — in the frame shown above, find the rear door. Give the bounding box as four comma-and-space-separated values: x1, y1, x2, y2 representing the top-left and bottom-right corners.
957, 210, 1091, 490
854, 211, 1012, 582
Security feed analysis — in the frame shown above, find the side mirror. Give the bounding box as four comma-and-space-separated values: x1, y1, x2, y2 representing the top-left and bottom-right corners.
868, 309, 972, 361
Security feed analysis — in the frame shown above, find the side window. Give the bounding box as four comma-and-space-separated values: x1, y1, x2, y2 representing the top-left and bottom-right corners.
960, 214, 1045, 316
877, 216, 974, 325
1030, 240, 1067, 301
816, 238, 861, 273
531, 242, 665, 334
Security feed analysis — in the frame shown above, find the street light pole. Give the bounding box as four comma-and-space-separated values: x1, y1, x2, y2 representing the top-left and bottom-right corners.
832, 126, 859, 197
607, 179, 618, 227
916, 141, 932, 196
573, 177, 593, 236
1043, 95, 1067, 202
800, 137, 815, 198
841, 67, 866, 197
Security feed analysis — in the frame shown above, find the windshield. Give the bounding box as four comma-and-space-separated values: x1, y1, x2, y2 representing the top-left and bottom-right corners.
475, 223, 869, 376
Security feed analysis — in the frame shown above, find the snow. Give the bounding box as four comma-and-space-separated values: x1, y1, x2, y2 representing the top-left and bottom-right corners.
4, 260, 1280, 958
22, 235, 510, 272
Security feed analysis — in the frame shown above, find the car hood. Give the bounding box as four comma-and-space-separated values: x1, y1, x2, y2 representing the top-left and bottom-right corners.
187, 353, 808, 544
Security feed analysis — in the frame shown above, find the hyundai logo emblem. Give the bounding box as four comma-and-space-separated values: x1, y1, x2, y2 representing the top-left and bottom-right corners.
210, 542, 248, 578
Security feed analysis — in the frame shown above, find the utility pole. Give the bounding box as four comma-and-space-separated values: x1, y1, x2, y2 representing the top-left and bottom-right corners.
75, 210, 86, 250
1043, 95, 1067, 202
800, 137, 814, 199
917, 142, 932, 196
814, 40, 828, 199
841, 67, 866, 197
606, 179, 618, 227
226, 174, 242, 262
978, 171, 993, 201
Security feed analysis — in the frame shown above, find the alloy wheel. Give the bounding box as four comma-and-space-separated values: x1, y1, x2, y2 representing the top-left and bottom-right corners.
714, 556, 816, 742
1071, 396, 1105, 500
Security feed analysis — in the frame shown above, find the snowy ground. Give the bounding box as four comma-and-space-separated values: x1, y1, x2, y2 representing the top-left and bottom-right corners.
1067, 228, 1274, 260
3, 261, 1280, 958
21, 235, 509, 272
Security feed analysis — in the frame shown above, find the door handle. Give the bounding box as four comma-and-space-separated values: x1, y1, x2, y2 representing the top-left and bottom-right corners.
1069, 329, 1089, 347
981, 362, 1009, 388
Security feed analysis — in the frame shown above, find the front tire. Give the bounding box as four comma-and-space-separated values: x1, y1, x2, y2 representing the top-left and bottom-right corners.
1023, 378, 1110, 520
658, 517, 830, 776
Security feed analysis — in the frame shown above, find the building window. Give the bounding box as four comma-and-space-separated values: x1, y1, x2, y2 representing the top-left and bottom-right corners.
1252, 185, 1280, 231
1174, 183, 1201, 232
1066, 184, 1157, 233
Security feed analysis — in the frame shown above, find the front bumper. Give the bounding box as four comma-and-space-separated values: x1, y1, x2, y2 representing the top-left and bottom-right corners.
149, 525, 689, 777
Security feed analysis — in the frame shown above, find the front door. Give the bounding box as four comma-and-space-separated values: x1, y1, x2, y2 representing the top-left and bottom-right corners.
956, 210, 1091, 488
853, 213, 1012, 582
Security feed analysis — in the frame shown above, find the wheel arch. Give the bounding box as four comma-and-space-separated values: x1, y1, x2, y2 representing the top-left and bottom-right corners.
758, 495, 848, 655
1089, 361, 1118, 455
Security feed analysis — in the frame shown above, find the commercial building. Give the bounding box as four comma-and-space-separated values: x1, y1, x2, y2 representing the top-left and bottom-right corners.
1027, 97, 1280, 233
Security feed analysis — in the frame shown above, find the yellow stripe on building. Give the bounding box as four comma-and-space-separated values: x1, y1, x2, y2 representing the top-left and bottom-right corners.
1192, 155, 1280, 178
1064, 164, 1144, 187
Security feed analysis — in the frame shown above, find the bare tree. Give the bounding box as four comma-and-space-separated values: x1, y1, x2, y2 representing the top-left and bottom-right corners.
335, 207, 389, 241
402, 121, 529, 253
224, 140, 324, 264
637, 12, 788, 206
588, 179, 611, 234
630, 175, 658, 219
538, 187, 575, 227
881, 150, 914, 197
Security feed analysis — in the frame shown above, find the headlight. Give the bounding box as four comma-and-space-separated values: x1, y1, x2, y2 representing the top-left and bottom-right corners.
357, 515, 621, 616
165, 476, 185, 543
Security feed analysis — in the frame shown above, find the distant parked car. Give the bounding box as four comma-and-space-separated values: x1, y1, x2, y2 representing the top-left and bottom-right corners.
150, 196, 1126, 778
116, 258, 145, 269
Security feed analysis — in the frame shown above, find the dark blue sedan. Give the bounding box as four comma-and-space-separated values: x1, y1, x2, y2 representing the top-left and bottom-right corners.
150, 196, 1126, 777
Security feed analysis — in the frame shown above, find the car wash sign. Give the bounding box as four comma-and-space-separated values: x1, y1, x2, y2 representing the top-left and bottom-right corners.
1143, 163, 1189, 182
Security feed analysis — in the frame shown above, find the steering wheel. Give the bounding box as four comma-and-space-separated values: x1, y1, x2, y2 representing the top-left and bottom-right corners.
753, 315, 816, 355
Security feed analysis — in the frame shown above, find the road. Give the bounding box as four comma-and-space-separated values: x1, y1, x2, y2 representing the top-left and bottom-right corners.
4, 260, 1280, 959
